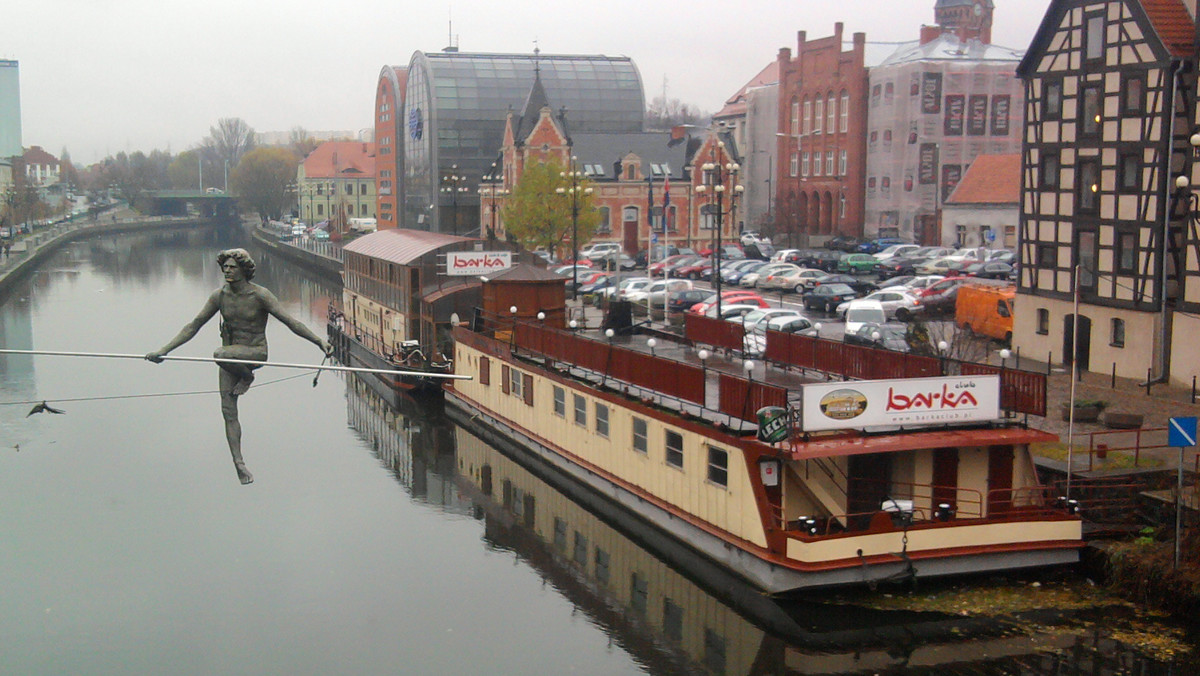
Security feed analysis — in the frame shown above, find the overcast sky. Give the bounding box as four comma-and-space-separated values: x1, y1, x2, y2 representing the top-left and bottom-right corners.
3, 0, 1051, 164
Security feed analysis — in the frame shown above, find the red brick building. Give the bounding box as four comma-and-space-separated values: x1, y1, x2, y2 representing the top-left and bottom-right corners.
374, 65, 407, 230
775, 23, 868, 246
484, 74, 735, 257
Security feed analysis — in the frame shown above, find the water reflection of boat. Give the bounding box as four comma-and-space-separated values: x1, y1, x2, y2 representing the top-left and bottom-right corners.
342, 375, 1096, 674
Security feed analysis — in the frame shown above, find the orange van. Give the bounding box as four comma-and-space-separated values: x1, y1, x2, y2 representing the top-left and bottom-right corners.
955, 283, 1015, 343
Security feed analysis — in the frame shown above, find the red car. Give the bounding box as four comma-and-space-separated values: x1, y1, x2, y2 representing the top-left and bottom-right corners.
674, 259, 713, 279
690, 291, 769, 315
648, 254, 693, 277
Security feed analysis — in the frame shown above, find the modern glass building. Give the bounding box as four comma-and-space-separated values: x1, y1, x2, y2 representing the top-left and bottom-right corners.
401, 50, 645, 232
0, 60, 22, 159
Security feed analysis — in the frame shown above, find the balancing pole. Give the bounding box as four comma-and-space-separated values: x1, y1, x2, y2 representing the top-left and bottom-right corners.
0, 349, 472, 381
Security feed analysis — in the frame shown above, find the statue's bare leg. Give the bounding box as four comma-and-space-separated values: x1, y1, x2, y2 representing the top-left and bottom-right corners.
214, 346, 260, 396
219, 369, 253, 485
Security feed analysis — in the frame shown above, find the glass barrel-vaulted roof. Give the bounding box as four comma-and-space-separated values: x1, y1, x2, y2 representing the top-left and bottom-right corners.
402, 51, 645, 232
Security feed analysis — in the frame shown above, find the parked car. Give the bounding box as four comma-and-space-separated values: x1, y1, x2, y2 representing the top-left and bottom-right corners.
762, 265, 825, 294
913, 276, 974, 315
692, 291, 769, 315
803, 283, 860, 312
837, 289, 921, 322
606, 276, 652, 300
757, 264, 803, 291
839, 299, 888, 335
711, 303, 763, 321
583, 242, 622, 261
960, 261, 1014, 280
837, 253, 878, 275
594, 251, 638, 271
809, 250, 846, 272
734, 308, 806, 334
578, 274, 615, 295
824, 235, 863, 252
844, 322, 910, 352
740, 230, 771, 247
720, 260, 766, 284
742, 242, 775, 260
648, 254, 697, 277
633, 278, 694, 306
878, 274, 946, 295
873, 244, 920, 263
856, 237, 910, 254
667, 288, 713, 314
810, 273, 876, 296
770, 248, 801, 263
915, 256, 965, 276
741, 262, 795, 288
956, 283, 1016, 343
743, 314, 817, 357
673, 258, 712, 279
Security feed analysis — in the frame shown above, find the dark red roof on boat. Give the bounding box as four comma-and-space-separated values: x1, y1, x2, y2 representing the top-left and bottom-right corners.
788, 426, 1057, 460
487, 263, 567, 282
343, 228, 479, 265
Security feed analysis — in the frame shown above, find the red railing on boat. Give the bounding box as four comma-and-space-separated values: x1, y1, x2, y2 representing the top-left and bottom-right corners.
717, 373, 788, 422
684, 313, 745, 352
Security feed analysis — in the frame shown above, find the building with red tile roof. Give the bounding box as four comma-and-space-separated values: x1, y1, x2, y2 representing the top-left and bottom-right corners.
296, 141, 377, 230
941, 152, 1018, 248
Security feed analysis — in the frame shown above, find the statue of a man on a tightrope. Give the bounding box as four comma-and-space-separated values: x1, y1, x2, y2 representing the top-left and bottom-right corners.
145, 248, 331, 484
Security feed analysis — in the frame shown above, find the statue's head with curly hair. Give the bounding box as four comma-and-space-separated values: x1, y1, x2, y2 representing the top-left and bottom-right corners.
217, 248, 256, 281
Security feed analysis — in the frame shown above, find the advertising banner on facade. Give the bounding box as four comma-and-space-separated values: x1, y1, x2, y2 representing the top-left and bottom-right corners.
941, 164, 963, 202
990, 95, 1011, 136
967, 95, 989, 136
801, 375, 1001, 431
918, 143, 939, 185
446, 251, 512, 276
944, 94, 965, 135
921, 72, 943, 114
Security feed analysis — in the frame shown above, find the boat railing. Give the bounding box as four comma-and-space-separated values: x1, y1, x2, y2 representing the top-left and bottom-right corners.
685, 313, 1047, 417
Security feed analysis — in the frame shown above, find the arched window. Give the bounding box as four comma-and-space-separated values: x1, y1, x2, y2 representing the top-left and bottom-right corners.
840, 91, 849, 132
790, 99, 800, 136
597, 207, 611, 233
803, 99, 812, 135
826, 93, 835, 132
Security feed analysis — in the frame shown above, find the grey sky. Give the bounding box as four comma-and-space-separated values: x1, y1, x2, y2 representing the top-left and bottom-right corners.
3, 0, 1050, 164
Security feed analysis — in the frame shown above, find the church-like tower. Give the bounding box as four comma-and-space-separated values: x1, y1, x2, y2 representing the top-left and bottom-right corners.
934, 0, 994, 43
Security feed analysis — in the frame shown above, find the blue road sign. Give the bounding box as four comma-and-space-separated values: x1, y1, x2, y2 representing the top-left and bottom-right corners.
651, 233, 658, 244
985, 230, 996, 242
1169, 416, 1197, 447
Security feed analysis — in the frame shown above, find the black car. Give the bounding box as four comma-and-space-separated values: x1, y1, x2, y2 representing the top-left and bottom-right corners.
802, 283, 859, 312
810, 273, 876, 295
577, 274, 614, 295
824, 235, 863, 252
667, 288, 712, 313
844, 322, 910, 352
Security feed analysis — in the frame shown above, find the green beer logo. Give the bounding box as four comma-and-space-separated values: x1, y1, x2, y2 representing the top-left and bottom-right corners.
756, 406, 789, 443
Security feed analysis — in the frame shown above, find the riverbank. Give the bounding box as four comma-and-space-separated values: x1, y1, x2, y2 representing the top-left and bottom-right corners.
0, 209, 223, 298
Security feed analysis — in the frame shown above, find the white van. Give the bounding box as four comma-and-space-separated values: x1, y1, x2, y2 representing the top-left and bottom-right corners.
841, 299, 887, 335
349, 218, 377, 233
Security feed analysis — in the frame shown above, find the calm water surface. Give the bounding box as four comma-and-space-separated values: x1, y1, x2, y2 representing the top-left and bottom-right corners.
0, 229, 1194, 675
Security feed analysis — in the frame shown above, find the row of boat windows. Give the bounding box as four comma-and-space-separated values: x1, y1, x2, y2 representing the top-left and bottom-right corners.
481, 358, 731, 487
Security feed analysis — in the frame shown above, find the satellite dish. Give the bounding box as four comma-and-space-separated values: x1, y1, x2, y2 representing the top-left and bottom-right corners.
450, 312, 460, 326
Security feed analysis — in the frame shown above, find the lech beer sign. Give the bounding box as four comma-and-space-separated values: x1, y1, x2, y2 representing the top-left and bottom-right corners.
756, 406, 790, 443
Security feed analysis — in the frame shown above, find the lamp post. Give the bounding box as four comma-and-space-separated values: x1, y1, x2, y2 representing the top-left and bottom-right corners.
555, 155, 592, 301
478, 163, 507, 240
696, 141, 744, 320
442, 164, 469, 236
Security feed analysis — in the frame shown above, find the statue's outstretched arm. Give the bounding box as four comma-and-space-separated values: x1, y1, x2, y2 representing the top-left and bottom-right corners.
145, 291, 221, 362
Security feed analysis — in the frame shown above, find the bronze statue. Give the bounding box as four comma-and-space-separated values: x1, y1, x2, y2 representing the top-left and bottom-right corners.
145, 248, 331, 484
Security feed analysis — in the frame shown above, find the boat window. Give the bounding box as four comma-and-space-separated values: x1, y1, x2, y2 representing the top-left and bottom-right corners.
595, 403, 610, 437
665, 430, 684, 468
707, 446, 729, 487
553, 386, 565, 417
632, 417, 648, 453
509, 367, 523, 398
573, 394, 587, 426
479, 356, 490, 385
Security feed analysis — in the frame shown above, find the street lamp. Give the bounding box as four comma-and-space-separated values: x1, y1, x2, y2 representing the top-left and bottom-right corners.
478, 165, 507, 240
442, 164, 469, 236
555, 155, 593, 301
695, 141, 743, 320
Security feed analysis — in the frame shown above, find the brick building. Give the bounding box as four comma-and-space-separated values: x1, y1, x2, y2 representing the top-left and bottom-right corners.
374, 65, 407, 230
775, 23, 869, 247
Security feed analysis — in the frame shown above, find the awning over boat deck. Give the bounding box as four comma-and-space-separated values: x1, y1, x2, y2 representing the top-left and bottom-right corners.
787, 425, 1058, 460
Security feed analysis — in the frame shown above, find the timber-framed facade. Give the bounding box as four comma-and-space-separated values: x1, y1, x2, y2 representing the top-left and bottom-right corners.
1015, 0, 1197, 385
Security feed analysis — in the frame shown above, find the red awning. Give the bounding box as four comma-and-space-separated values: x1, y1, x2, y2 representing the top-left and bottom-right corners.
788, 426, 1057, 460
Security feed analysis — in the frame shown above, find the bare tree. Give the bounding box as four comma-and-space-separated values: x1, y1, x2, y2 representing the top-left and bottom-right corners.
289, 127, 319, 159
645, 96, 708, 131
201, 118, 257, 185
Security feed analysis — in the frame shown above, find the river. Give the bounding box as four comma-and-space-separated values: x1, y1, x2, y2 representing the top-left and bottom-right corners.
0, 227, 1195, 675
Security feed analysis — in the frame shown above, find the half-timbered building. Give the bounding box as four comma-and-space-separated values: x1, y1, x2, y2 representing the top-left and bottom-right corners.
1015, 0, 1197, 386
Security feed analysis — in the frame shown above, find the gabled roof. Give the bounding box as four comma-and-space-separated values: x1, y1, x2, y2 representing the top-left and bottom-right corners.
343, 227, 478, 265
488, 263, 565, 282
944, 153, 1020, 205
878, 32, 1023, 67
1018, 0, 1194, 76
713, 61, 779, 120
302, 141, 376, 179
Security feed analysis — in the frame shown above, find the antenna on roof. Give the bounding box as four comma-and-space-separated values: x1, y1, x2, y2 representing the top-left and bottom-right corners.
444, 8, 458, 52
533, 39, 542, 76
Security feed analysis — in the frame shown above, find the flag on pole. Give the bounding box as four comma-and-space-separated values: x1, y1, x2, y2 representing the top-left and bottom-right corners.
662, 175, 670, 210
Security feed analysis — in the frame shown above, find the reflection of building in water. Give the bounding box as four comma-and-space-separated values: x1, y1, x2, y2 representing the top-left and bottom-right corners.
344, 375, 469, 512
453, 424, 1094, 675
